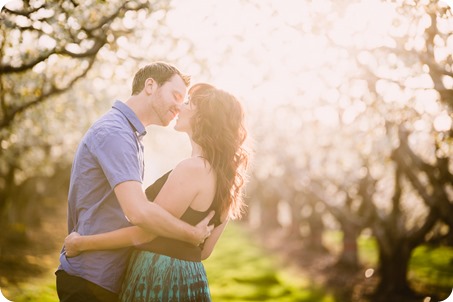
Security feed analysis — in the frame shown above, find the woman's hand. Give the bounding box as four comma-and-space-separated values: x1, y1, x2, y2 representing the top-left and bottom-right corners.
64, 232, 82, 257
193, 211, 215, 246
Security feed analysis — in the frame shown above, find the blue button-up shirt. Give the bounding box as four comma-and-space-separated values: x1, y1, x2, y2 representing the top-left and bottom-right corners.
59, 100, 146, 293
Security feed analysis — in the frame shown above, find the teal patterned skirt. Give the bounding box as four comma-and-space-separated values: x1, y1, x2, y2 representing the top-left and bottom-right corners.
119, 250, 211, 302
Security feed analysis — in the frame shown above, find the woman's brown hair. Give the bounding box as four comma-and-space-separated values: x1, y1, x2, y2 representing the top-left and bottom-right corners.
189, 83, 249, 221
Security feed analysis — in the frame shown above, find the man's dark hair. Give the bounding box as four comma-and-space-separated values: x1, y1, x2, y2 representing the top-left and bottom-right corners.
131, 62, 191, 95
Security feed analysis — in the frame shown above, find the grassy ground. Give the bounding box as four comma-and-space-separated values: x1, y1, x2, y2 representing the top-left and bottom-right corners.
1, 222, 452, 301
2, 223, 335, 302
323, 231, 453, 300
204, 223, 336, 302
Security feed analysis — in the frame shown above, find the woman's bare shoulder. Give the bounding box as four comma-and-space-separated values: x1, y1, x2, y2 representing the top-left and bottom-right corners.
172, 157, 212, 176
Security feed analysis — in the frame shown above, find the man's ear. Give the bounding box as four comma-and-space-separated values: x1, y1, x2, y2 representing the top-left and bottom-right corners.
144, 78, 156, 95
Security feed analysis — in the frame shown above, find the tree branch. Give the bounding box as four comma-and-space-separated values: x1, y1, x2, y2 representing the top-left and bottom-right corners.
3, 5, 45, 16
0, 57, 96, 130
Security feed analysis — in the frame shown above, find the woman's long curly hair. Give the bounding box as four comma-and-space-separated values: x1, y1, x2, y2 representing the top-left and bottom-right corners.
189, 83, 249, 221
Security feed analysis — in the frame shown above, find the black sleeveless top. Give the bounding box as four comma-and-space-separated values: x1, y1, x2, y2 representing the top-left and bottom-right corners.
136, 171, 221, 262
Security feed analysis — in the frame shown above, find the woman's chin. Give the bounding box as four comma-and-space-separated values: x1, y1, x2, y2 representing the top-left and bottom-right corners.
173, 124, 183, 132
173, 121, 191, 133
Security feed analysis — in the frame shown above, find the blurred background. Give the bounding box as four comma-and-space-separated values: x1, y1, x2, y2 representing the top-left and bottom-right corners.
0, 0, 452, 301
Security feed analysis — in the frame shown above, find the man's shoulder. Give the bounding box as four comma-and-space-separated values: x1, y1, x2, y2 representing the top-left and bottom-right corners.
89, 112, 132, 139
93, 109, 128, 129
80, 119, 135, 155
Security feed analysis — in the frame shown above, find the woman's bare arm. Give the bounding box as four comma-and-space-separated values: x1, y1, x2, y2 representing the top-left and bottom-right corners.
201, 218, 229, 260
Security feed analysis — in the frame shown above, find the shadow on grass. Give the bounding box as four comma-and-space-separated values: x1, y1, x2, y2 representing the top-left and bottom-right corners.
204, 222, 339, 302
4, 219, 452, 302
205, 223, 453, 302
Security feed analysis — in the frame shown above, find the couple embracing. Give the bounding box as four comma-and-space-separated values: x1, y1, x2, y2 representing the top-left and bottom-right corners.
56, 62, 249, 302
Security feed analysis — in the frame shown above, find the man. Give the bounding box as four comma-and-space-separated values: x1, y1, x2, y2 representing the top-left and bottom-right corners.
56, 62, 214, 302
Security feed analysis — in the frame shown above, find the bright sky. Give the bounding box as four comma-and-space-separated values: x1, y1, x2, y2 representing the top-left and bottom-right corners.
3, 0, 452, 123
21, 0, 444, 135
166, 0, 332, 106
164, 0, 451, 127
133, 0, 452, 183
3, 0, 451, 182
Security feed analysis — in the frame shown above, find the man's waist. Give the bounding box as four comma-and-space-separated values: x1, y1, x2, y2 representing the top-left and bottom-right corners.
59, 248, 131, 293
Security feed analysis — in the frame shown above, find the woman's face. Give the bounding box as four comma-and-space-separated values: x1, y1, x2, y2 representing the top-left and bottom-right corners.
174, 96, 196, 134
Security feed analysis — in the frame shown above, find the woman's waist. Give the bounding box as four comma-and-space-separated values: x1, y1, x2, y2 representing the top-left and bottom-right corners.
135, 237, 202, 262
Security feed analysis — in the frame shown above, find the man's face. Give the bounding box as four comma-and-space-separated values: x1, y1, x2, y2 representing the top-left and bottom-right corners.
151, 75, 187, 126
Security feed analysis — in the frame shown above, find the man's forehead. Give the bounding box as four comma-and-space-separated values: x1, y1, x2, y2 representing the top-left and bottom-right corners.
165, 75, 187, 92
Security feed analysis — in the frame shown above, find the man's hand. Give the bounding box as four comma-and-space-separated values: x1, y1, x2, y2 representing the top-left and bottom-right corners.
64, 232, 82, 257
192, 211, 215, 246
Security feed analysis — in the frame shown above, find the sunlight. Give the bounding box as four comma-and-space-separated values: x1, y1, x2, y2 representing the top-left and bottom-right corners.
440, 0, 453, 9
433, 111, 453, 131
1, 0, 18, 10
315, 106, 340, 127
0, 288, 13, 302
38, 35, 56, 50
166, 0, 331, 108
414, 90, 441, 115
331, 0, 396, 47
163, 0, 421, 153
2, 1, 453, 301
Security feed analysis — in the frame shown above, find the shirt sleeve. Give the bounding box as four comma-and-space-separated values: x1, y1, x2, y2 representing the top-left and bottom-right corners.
91, 127, 143, 188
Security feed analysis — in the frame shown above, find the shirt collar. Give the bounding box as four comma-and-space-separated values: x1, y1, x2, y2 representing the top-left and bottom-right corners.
112, 100, 147, 138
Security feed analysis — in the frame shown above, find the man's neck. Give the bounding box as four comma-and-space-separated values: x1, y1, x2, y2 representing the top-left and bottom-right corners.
126, 95, 152, 127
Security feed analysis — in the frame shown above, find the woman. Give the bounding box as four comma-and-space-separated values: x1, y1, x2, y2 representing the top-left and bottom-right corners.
64, 83, 249, 301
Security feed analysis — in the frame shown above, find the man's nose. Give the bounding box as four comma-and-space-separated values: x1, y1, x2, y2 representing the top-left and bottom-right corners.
174, 104, 182, 114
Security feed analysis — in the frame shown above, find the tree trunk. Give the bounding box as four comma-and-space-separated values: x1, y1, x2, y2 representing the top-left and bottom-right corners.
373, 241, 416, 302
259, 195, 281, 231
336, 224, 360, 270
306, 207, 327, 252
287, 200, 303, 239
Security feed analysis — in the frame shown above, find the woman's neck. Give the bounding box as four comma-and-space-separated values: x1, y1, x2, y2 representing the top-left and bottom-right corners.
189, 139, 203, 158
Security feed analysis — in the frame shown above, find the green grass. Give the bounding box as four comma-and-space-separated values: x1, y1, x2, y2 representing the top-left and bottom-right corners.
409, 245, 453, 290
2, 275, 59, 302
3, 223, 336, 302
322, 230, 379, 266
323, 230, 453, 293
204, 223, 335, 302
3, 225, 452, 301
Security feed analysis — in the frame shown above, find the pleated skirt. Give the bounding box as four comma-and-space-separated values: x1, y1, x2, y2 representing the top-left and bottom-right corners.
119, 250, 211, 302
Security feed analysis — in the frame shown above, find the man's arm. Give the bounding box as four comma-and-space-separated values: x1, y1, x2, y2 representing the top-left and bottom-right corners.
64, 212, 216, 257
64, 226, 153, 257
114, 180, 214, 246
